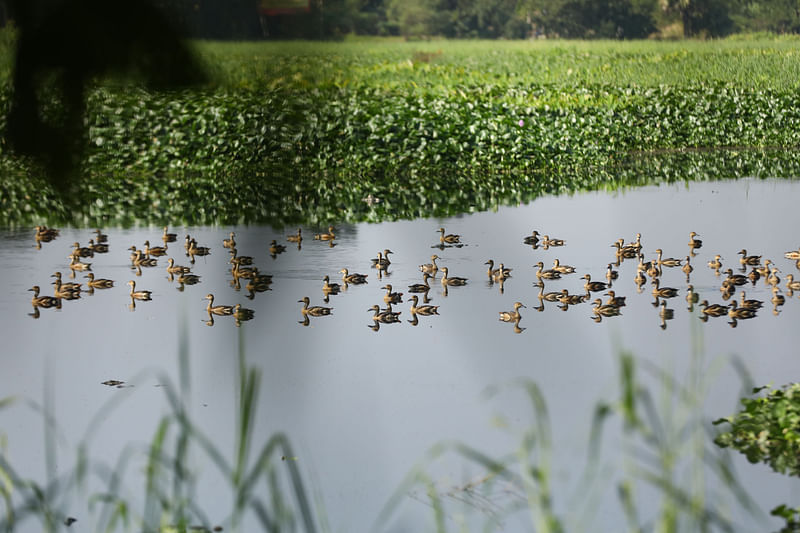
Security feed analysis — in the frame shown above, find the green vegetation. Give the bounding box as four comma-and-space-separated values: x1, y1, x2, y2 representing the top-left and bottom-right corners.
4, 37, 800, 227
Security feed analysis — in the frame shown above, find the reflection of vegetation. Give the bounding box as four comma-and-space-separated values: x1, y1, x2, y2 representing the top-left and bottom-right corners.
2, 39, 800, 225
379, 350, 762, 532
0, 329, 317, 532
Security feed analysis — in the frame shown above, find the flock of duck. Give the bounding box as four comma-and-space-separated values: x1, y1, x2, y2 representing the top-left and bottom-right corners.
27, 224, 800, 331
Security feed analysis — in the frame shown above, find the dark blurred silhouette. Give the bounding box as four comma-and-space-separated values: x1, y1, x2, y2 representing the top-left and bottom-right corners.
6, 0, 208, 193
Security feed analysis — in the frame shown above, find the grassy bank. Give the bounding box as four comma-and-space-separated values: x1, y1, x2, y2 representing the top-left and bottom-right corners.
4, 37, 800, 227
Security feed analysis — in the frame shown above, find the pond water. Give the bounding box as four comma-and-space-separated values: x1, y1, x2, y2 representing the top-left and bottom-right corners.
4, 177, 800, 532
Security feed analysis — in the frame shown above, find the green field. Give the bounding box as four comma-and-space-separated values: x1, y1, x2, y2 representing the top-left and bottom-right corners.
4, 36, 800, 227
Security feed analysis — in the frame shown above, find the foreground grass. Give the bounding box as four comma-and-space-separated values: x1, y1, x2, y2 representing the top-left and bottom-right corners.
4, 37, 800, 227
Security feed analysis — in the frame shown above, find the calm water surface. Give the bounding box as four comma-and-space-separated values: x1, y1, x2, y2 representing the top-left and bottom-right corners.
3, 178, 800, 531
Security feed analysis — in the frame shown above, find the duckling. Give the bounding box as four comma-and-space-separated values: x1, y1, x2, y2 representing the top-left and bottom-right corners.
688, 231, 702, 250
739, 291, 763, 310
655, 249, 681, 268
651, 278, 678, 299
323, 275, 341, 295
699, 300, 729, 317
298, 296, 331, 316
85, 273, 114, 289
786, 274, 800, 293
166, 258, 192, 275
408, 273, 433, 293
419, 255, 440, 275
51, 272, 81, 292
438, 227, 460, 244
535, 261, 562, 280
92, 228, 106, 243
70, 242, 93, 259
29, 286, 59, 308
381, 284, 403, 304
724, 268, 748, 286
368, 304, 401, 323
314, 226, 336, 241
270, 240, 286, 255
409, 295, 439, 316
728, 300, 757, 320
222, 232, 236, 249
708, 254, 723, 271
162, 226, 177, 243
486, 260, 513, 279
340, 268, 368, 285
440, 267, 468, 286
682, 256, 693, 279
499, 302, 525, 322
88, 239, 109, 254
143, 240, 167, 258
605, 264, 619, 283
592, 299, 621, 317
523, 230, 540, 245
771, 286, 786, 306
204, 293, 233, 315
738, 249, 762, 266
604, 291, 626, 307
542, 235, 565, 247
611, 240, 638, 259
784, 248, 800, 261
127, 280, 152, 301
287, 228, 303, 243
228, 249, 253, 266
582, 274, 608, 293
552, 258, 576, 275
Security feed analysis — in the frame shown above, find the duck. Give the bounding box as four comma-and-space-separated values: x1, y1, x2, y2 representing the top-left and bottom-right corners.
53, 278, 81, 299
634, 269, 647, 288
767, 267, 781, 287
728, 300, 757, 320
523, 230, 540, 245
408, 273, 433, 293
85, 273, 114, 289
784, 248, 800, 261
485, 259, 513, 279
699, 300, 729, 317
771, 286, 786, 306
651, 278, 678, 299
143, 240, 167, 258
287, 228, 303, 243
438, 227, 460, 244
708, 254, 723, 271
381, 284, 403, 304
92, 228, 106, 243
270, 240, 286, 255
604, 291, 626, 307
299, 296, 332, 316
323, 275, 341, 294
646, 260, 661, 279
51, 272, 81, 292
592, 299, 621, 317
582, 274, 607, 293
535, 282, 562, 302
35, 226, 60, 240
686, 285, 699, 305
70, 242, 93, 259
756, 259, 773, 278
127, 280, 152, 301
166, 258, 192, 275
314, 226, 336, 241
162, 226, 177, 243
688, 231, 702, 249
786, 274, 800, 292
682, 256, 693, 278
232, 262, 257, 280
611, 240, 638, 259
69, 258, 92, 272
132, 249, 158, 267
409, 295, 439, 316
535, 261, 561, 280
340, 268, 368, 285
637, 254, 653, 273
659, 300, 674, 322
368, 304, 401, 323
552, 258, 576, 275
419, 255, 440, 275
178, 273, 202, 286
655, 249, 682, 268
29, 286, 59, 308
739, 291, 763, 310
228, 249, 253, 266
747, 268, 761, 284
626, 233, 643, 251
605, 264, 619, 283
371, 249, 393, 267
222, 232, 236, 249
232, 304, 255, 322
187, 239, 211, 257
88, 239, 109, 254
724, 268, 748, 286
204, 293, 233, 315
738, 249, 762, 266
558, 289, 586, 305
499, 302, 525, 322
542, 235, 565, 247
440, 267, 468, 286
